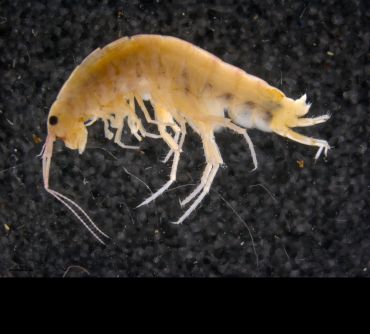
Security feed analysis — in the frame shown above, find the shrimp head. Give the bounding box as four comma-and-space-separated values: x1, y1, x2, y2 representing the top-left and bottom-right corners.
48, 98, 88, 154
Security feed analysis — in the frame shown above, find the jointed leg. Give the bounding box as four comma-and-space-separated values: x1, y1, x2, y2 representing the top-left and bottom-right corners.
157, 123, 180, 152
180, 163, 212, 206
222, 120, 258, 170
114, 115, 140, 150
294, 114, 331, 127
136, 121, 186, 207
127, 116, 143, 141
273, 127, 330, 160
136, 95, 176, 127
136, 95, 158, 125
173, 129, 222, 224
162, 127, 180, 163
173, 164, 219, 225
137, 120, 162, 139
103, 119, 114, 140
128, 96, 161, 139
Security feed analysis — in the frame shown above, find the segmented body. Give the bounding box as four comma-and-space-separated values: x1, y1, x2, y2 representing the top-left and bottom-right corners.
43, 35, 330, 241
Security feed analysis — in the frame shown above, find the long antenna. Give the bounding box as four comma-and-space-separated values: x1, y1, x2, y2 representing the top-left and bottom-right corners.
42, 135, 109, 244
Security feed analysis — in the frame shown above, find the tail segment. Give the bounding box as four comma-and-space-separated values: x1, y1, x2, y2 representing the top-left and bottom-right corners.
269, 94, 331, 160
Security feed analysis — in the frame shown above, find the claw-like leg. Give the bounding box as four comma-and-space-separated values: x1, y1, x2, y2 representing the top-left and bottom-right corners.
173, 128, 222, 224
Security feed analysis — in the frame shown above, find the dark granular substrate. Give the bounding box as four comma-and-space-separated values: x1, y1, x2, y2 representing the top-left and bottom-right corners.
0, 1, 368, 277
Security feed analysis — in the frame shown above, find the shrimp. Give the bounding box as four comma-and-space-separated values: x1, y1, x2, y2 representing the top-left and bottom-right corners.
42, 34, 330, 241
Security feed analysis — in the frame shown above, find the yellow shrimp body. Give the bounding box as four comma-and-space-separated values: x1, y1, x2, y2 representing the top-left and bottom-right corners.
44, 34, 330, 236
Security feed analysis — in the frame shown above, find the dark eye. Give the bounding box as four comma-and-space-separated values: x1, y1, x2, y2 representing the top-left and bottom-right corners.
49, 116, 58, 125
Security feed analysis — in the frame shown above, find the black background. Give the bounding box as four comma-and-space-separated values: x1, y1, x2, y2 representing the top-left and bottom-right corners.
0, 0, 368, 277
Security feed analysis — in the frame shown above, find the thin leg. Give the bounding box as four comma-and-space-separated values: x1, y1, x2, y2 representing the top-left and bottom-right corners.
153, 104, 182, 152
136, 145, 180, 207
294, 114, 331, 127
125, 98, 143, 141
128, 95, 161, 139
158, 123, 180, 151
135, 95, 158, 124
162, 128, 180, 163
172, 164, 220, 225
273, 127, 330, 160
136, 122, 186, 207
132, 114, 162, 139
103, 119, 114, 140
114, 116, 140, 150
127, 116, 143, 141
140, 127, 162, 139
180, 163, 212, 206
138, 120, 162, 139
222, 120, 258, 170
174, 128, 222, 223
136, 95, 176, 127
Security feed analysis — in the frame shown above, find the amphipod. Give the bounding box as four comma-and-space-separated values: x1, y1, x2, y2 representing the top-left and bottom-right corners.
42, 34, 330, 243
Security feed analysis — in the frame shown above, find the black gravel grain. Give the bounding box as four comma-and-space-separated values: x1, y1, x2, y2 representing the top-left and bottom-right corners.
0, 0, 368, 277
